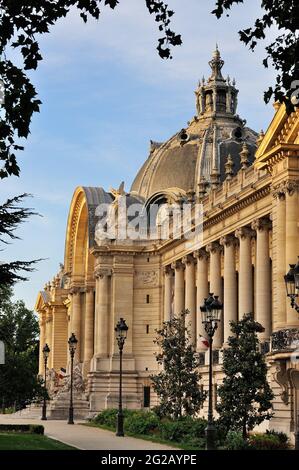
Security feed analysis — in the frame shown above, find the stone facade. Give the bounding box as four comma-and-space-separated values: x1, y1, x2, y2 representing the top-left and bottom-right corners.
35, 49, 299, 438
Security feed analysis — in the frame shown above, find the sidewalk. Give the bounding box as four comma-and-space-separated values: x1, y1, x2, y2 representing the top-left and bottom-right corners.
0, 414, 175, 450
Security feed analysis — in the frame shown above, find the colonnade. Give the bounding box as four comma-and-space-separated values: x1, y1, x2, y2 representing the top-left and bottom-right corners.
163, 218, 272, 350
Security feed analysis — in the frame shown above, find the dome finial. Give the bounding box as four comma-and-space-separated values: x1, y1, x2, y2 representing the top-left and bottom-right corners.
209, 45, 224, 81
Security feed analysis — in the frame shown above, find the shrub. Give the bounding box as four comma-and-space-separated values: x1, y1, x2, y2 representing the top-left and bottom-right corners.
93, 409, 130, 428
225, 431, 250, 450
266, 429, 289, 445
248, 433, 289, 450
29, 425, 44, 435
125, 411, 159, 435
158, 416, 207, 443
0, 424, 44, 434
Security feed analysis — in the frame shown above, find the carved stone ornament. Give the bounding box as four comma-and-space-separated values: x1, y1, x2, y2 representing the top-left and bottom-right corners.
220, 234, 237, 248
272, 361, 289, 406
206, 241, 222, 254
136, 270, 158, 286
234, 226, 255, 240
54, 362, 87, 400
95, 267, 112, 279
272, 180, 299, 199
251, 217, 272, 232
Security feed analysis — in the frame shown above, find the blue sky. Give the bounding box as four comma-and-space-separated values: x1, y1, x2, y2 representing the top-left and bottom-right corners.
1, 0, 276, 309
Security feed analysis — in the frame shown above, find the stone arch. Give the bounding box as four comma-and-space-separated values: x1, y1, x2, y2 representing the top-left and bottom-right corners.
64, 186, 113, 285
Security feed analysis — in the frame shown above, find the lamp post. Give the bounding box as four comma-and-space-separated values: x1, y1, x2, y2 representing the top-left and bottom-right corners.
67, 333, 78, 425
284, 257, 299, 313
284, 258, 299, 449
41, 343, 50, 421
200, 293, 223, 451
115, 318, 128, 437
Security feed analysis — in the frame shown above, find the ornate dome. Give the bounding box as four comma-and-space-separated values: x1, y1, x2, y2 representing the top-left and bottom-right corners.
130, 47, 258, 200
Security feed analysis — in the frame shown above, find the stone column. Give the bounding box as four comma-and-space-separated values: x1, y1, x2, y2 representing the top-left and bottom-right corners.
272, 184, 286, 329
70, 287, 81, 361
45, 310, 53, 368
164, 266, 173, 321
285, 181, 299, 326
182, 255, 196, 345
252, 218, 272, 340
94, 268, 111, 357
194, 249, 209, 350
206, 242, 223, 349
220, 235, 238, 343
171, 260, 185, 315
38, 314, 46, 375
235, 227, 255, 318
84, 287, 95, 364
51, 307, 68, 371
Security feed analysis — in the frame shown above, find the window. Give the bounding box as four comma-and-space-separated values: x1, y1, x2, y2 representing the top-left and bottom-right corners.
143, 386, 151, 408
146, 324, 149, 334
146, 294, 150, 304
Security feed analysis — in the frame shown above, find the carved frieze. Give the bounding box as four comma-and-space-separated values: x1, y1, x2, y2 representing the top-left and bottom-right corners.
135, 270, 159, 286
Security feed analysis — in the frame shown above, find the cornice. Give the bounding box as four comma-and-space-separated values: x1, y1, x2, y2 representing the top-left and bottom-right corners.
203, 184, 271, 229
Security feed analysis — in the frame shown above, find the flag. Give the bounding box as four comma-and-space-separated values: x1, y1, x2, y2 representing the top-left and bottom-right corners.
198, 336, 209, 349
58, 367, 67, 380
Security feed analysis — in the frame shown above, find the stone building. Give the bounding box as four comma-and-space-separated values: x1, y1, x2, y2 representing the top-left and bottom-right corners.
35, 48, 299, 438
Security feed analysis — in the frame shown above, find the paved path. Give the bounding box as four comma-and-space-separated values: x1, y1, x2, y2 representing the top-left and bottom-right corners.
0, 414, 175, 450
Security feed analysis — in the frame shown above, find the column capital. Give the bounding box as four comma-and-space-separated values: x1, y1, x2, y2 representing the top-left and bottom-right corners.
171, 260, 185, 271
234, 226, 255, 240
220, 234, 238, 248
206, 241, 223, 254
84, 285, 95, 294
182, 254, 195, 266
69, 286, 81, 295
251, 217, 272, 232
95, 267, 112, 279
163, 265, 174, 277
193, 248, 209, 260
284, 179, 299, 196
272, 179, 299, 199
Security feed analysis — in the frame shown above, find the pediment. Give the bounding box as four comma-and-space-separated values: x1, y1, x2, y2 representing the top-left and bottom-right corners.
34, 290, 50, 312
255, 104, 299, 169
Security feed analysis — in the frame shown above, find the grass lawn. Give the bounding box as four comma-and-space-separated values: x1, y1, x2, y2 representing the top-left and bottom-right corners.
0, 433, 76, 450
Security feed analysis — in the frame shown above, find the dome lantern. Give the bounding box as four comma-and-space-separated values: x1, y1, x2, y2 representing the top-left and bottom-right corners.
195, 46, 239, 118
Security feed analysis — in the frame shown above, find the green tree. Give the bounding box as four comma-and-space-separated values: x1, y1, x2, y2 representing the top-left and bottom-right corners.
0, 193, 40, 287
150, 310, 206, 418
216, 313, 274, 439
212, 0, 299, 109
0, 285, 44, 409
0, 0, 181, 178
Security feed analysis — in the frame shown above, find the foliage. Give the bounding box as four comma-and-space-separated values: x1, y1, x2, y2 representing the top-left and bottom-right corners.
0, 193, 40, 286
216, 313, 274, 439
158, 416, 207, 448
248, 433, 289, 450
225, 431, 250, 450
266, 429, 289, 444
0, 424, 44, 435
125, 410, 160, 435
0, 286, 44, 408
0, 0, 181, 178
150, 310, 206, 418
212, 0, 299, 110
92, 409, 207, 449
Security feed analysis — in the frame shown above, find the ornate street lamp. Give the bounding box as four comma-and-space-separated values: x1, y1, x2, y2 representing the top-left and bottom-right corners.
200, 293, 223, 451
284, 257, 299, 313
67, 333, 78, 425
115, 318, 128, 437
284, 259, 299, 449
41, 343, 50, 421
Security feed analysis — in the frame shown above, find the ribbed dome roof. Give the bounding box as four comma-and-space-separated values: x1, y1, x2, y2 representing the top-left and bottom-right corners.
130, 48, 258, 200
